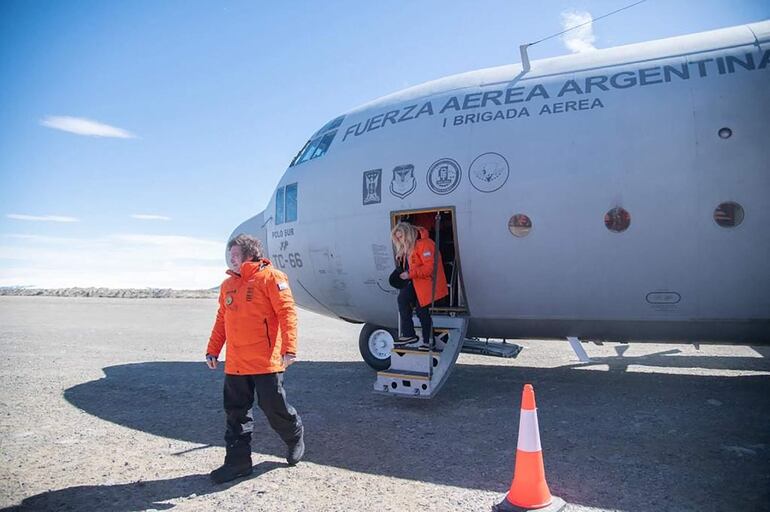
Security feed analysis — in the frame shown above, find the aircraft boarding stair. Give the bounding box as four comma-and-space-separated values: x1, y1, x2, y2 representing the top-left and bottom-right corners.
374, 315, 468, 398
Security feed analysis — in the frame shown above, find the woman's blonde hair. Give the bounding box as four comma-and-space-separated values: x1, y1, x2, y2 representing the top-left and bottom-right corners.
391, 222, 418, 260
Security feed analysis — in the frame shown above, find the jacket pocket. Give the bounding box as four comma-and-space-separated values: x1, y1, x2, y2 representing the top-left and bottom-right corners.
264, 319, 271, 349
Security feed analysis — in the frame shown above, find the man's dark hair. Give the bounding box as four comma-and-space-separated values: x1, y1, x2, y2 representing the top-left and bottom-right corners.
227, 234, 264, 261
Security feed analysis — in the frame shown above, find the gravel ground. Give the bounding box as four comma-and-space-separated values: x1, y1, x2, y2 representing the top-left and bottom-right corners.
1, 296, 769, 512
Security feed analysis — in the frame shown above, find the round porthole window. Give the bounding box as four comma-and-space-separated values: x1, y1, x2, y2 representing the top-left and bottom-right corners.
508, 214, 532, 238
713, 202, 744, 227
604, 207, 631, 233
718, 127, 732, 139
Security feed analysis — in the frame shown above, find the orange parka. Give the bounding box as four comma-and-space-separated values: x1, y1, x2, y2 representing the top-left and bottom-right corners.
401, 226, 448, 307
206, 258, 297, 375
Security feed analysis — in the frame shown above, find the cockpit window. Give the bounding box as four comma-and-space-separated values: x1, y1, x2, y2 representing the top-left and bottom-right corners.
290, 115, 345, 167
295, 139, 320, 166
312, 132, 335, 159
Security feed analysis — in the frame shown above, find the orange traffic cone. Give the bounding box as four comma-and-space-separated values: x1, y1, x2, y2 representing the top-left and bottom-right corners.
493, 384, 566, 512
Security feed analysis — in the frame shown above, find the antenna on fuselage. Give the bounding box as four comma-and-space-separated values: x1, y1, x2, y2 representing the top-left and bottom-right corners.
519, 44, 532, 73
518, 0, 648, 73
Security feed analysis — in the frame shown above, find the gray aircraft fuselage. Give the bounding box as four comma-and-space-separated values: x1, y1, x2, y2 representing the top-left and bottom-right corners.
232, 21, 770, 344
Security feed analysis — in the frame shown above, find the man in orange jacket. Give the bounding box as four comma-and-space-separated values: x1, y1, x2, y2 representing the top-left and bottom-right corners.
205, 233, 304, 484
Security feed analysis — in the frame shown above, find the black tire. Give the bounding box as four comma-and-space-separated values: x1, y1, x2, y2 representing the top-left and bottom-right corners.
358, 323, 396, 370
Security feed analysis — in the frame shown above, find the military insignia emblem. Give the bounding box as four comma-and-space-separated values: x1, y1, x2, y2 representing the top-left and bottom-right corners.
426, 158, 461, 195
389, 164, 416, 199
362, 169, 382, 205
225, 295, 234, 305
469, 152, 509, 193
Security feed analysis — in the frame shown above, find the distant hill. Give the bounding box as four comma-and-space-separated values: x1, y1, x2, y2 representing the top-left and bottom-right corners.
0, 286, 219, 299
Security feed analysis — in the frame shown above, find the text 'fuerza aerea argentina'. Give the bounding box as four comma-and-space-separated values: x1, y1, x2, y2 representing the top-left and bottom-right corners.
341, 50, 769, 140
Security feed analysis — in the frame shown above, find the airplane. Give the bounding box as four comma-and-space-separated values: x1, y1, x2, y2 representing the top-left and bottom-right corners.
228, 20, 770, 398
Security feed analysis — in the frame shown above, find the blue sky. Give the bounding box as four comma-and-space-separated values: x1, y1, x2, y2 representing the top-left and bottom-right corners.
1, 0, 768, 288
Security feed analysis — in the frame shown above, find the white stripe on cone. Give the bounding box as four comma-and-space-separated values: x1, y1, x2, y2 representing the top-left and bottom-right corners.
517, 409, 542, 452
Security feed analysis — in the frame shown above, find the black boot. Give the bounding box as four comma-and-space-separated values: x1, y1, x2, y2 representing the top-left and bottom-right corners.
210, 460, 253, 484
211, 438, 253, 484
286, 433, 305, 466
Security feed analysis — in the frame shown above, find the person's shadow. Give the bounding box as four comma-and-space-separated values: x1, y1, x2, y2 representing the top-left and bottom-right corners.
2, 462, 283, 512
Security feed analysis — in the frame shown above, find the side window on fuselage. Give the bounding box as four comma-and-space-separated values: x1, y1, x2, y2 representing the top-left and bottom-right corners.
285, 183, 297, 222
275, 187, 285, 225
275, 183, 298, 225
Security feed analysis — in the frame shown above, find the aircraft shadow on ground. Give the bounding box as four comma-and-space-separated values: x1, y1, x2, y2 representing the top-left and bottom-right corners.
34, 356, 770, 511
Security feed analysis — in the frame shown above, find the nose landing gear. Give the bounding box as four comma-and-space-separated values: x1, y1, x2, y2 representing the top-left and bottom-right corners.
358, 323, 397, 370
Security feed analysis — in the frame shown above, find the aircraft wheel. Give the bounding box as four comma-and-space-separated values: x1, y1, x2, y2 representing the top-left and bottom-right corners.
358, 323, 395, 370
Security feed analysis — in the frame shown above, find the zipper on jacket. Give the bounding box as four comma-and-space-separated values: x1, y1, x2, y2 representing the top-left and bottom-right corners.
264, 319, 271, 348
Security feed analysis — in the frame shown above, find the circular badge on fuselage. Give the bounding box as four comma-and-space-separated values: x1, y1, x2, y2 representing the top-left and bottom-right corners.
426, 158, 461, 195
469, 152, 509, 193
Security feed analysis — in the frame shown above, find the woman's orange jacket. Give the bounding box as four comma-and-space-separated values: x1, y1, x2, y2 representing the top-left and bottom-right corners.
206, 258, 297, 375
402, 226, 449, 307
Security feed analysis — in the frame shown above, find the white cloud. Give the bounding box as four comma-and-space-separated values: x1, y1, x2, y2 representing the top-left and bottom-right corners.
40, 116, 136, 139
561, 10, 597, 53
131, 214, 171, 221
6, 214, 79, 223
0, 233, 225, 289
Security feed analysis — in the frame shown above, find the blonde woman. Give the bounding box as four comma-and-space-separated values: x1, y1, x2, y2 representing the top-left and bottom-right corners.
391, 221, 448, 346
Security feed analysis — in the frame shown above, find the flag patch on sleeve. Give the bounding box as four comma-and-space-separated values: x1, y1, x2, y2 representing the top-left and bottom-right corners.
277, 282, 289, 291
423, 251, 432, 257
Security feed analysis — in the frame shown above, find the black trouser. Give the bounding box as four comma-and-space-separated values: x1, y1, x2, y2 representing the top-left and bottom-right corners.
223, 372, 303, 464
397, 282, 432, 342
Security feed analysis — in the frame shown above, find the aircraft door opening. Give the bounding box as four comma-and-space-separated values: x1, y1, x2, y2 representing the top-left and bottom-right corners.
391, 207, 467, 314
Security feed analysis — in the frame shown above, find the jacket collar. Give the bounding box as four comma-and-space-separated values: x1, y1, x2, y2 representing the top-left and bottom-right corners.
226, 258, 273, 279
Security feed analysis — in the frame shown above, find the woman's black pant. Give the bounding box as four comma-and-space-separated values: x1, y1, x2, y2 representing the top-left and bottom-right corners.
397, 282, 432, 342
222, 372, 303, 464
